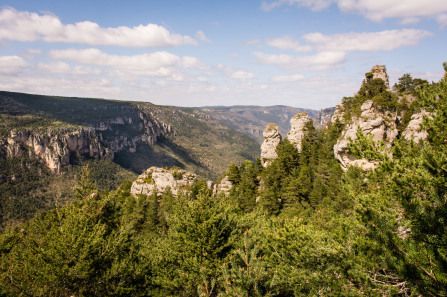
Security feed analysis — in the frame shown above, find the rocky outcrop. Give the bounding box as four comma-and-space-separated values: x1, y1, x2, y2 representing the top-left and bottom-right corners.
213, 176, 233, 196
331, 105, 345, 124
130, 166, 200, 197
402, 110, 430, 143
260, 123, 282, 167
333, 100, 398, 171
365, 65, 389, 88
1, 112, 172, 174
315, 107, 336, 129
287, 112, 312, 152
4, 129, 113, 173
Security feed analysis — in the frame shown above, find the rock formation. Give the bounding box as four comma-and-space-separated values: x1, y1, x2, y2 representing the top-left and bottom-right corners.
365, 65, 390, 88
0, 112, 171, 174
260, 123, 282, 167
4, 128, 112, 173
315, 107, 336, 129
287, 112, 312, 152
331, 105, 345, 124
130, 166, 199, 197
333, 100, 398, 171
402, 110, 430, 143
213, 176, 233, 196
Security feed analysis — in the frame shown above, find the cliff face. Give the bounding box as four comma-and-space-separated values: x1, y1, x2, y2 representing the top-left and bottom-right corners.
332, 65, 429, 171
402, 110, 430, 142
130, 166, 200, 197
365, 65, 390, 88
260, 123, 282, 167
4, 128, 112, 173
315, 107, 336, 129
0, 112, 171, 174
333, 100, 398, 171
288, 112, 312, 152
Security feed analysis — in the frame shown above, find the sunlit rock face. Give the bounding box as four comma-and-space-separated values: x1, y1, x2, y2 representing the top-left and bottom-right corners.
288, 112, 312, 152
365, 65, 390, 88
402, 110, 430, 143
333, 100, 398, 172
130, 166, 199, 197
260, 123, 282, 167
213, 175, 233, 196
0, 112, 172, 174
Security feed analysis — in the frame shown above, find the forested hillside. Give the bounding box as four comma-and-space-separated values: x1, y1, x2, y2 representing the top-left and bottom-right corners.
0, 92, 259, 229
0, 65, 446, 296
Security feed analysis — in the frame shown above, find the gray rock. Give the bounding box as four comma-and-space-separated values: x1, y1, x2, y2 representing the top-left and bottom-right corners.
287, 112, 312, 152
260, 123, 282, 167
130, 166, 199, 197
365, 65, 390, 88
402, 110, 430, 143
333, 100, 398, 171
213, 176, 233, 196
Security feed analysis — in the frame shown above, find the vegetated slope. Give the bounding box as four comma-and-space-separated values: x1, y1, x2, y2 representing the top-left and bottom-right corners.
1, 67, 446, 296
0, 91, 259, 227
200, 105, 318, 143
0, 91, 259, 178
115, 104, 261, 178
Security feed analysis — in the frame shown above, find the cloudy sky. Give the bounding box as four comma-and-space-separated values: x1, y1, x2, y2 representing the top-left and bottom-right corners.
0, 0, 446, 109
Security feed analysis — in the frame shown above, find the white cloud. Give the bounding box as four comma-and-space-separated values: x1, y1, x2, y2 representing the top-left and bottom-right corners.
48, 48, 206, 81
337, 0, 447, 24
0, 55, 28, 75
36, 62, 101, 75
262, 0, 447, 26
266, 36, 312, 52
437, 14, 447, 28
182, 56, 207, 69
196, 30, 211, 43
0, 7, 197, 47
261, 0, 332, 12
253, 51, 346, 71
37, 61, 71, 73
272, 74, 305, 82
303, 29, 433, 52
231, 70, 255, 80
399, 17, 421, 25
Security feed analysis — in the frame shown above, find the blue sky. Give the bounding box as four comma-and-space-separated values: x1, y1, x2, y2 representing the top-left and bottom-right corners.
0, 0, 446, 109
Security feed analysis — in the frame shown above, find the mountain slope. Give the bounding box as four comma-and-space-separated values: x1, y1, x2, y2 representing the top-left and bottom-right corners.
0, 91, 259, 179
200, 105, 319, 143
0, 91, 259, 227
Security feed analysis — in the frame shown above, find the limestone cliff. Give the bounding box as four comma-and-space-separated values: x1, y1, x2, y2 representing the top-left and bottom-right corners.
315, 107, 336, 129
332, 65, 431, 172
287, 112, 312, 152
0, 112, 171, 173
3, 128, 111, 173
365, 65, 390, 88
213, 176, 233, 196
401, 110, 430, 143
333, 100, 398, 171
130, 166, 200, 197
260, 123, 282, 167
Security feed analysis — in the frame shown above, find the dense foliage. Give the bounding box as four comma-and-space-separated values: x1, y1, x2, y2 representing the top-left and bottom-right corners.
1, 70, 446, 296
